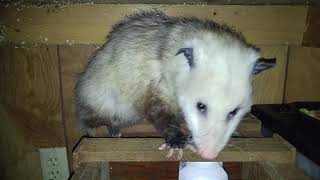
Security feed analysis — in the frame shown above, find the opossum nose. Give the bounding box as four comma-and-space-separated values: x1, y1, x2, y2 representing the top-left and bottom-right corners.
198, 149, 218, 160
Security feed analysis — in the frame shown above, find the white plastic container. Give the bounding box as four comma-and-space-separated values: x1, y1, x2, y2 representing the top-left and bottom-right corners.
179, 162, 228, 180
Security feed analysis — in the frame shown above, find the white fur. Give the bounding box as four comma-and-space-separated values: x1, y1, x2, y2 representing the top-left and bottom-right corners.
173, 32, 260, 157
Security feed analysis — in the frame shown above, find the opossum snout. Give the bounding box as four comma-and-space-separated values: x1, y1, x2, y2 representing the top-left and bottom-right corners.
198, 148, 218, 160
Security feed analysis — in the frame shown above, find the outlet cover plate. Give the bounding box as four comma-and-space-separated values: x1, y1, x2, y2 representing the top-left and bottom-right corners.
39, 147, 69, 180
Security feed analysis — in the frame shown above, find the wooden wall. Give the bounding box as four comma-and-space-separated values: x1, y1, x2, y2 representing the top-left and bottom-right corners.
0, 2, 319, 180
0, 46, 65, 180
285, 46, 320, 102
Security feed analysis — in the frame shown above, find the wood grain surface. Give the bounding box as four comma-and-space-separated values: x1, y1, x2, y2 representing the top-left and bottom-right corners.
0, 5, 307, 45
0, 46, 65, 180
73, 137, 296, 171
285, 46, 320, 102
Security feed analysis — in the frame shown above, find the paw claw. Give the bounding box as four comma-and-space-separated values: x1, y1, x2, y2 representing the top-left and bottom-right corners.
166, 148, 174, 158
111, 132, 122, 138
186, 144, 197, 153
158, 142, 197, 160
177, 149, 183, 160
158, 143, 167, 150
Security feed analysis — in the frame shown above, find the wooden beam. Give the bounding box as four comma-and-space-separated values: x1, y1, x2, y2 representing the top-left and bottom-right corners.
73, 137, 296, 171
0, 4, 307, 45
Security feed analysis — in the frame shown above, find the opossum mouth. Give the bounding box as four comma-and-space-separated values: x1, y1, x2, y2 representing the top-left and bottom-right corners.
198, 148, 218, 160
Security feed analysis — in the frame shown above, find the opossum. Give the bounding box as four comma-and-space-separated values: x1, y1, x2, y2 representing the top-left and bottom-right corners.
74, 10, 276, 160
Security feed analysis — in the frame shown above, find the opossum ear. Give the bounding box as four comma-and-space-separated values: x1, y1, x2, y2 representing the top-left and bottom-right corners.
252, 58, 276, 75
176, 48, 194, 68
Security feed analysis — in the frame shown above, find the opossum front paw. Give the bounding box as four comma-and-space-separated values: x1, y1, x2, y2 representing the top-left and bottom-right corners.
160, 132, 197, 159
158, 143, 197, 160
164, 130, 188, 149
107, 125, 122, 138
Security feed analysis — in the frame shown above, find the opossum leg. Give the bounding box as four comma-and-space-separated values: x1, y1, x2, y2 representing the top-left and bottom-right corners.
144, 91, 189, 158
76, 103, 122, 137
84, 128, 95, 137
106, 124, 122, 138
146, 109, 188, 148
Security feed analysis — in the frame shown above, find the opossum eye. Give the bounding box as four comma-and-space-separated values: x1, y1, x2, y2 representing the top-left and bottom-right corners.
227, 108, 239, 120
176, 48, 194, 68
196, 102, 207, 114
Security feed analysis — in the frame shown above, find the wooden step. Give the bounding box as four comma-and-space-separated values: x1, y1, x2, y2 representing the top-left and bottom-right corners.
73, 136, 296, 171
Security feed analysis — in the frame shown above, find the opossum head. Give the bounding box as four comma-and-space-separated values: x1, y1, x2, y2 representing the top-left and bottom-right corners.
173, 31, 275, 159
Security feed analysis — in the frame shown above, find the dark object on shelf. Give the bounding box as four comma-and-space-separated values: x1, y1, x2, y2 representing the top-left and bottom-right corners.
251, 102, 320, 166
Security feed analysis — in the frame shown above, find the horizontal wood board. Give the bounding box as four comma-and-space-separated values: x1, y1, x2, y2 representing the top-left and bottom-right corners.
73, 137, 295, 171
0, 0, 316, 5
0, 5, 308, 45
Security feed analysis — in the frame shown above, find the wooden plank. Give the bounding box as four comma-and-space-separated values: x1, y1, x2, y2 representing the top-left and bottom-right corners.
110, 162, 179, 180
0, 5, 307, 45
303, 6, 320, 47
72, 137, 295, 170
71, 162, 110, 180
223, 162, 242, 180
74, 161, 239, 180
0, 46, 64, 180
0, 0, 315, 5
241, 162, 311, 180
253, 46, 288, 104
59, 45, 98, 169
207, 0, 316, 4
284, 46, 320, 102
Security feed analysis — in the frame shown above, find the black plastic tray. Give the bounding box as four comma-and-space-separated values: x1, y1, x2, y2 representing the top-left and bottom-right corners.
251, 102, 320, 166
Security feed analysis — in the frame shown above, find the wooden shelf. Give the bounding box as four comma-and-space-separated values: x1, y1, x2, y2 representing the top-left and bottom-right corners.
73, 136, 296, 170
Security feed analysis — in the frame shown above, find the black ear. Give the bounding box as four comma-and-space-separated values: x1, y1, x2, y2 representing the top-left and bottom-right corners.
252, 58, 276, 75
176, 48, 194, 68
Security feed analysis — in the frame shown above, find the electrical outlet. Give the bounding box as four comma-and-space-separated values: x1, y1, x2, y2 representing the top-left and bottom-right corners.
39, 147, 69, 180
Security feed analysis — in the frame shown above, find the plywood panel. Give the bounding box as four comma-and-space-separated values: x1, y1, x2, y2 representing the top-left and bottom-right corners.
0, 104, 42, 180
0, 46, 65, 180
0, 46, 65, 147
253, 46, 288, 104
285, 46, 320, 102
0, 4, 307, 45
